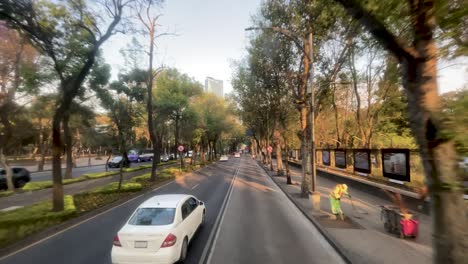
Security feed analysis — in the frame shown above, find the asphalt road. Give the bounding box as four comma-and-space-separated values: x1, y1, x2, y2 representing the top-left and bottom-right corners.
0, 156, 343, 264
30, 161, 154, 182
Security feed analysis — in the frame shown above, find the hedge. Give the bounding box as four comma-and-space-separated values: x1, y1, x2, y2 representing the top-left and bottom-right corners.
22, 177, 88, 191
0, 190, 14, 198
0, 195, 76, 247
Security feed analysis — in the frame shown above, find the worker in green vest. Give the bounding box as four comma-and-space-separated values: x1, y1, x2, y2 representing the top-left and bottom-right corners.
330, 184, 350, 220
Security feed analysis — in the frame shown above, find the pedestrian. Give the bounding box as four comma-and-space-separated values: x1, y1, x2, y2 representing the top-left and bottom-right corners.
329, 184, 350, 220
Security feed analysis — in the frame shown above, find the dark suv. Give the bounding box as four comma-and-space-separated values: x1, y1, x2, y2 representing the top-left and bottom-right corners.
0, 167, 31, 189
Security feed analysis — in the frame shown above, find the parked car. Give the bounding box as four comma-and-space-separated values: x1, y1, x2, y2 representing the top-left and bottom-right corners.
0, 167, 31, 189
169, 153, 175, 160
127, 150, 139, 163
139, 153, 154, 162
108, 156, 130, 168
234, 152, 241, 158
161, 154, 170, 162
111, 194, 206, 264
220, 155, 229, 162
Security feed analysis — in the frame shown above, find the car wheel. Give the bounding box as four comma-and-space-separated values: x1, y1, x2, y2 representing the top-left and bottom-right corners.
178, 237, 188, 263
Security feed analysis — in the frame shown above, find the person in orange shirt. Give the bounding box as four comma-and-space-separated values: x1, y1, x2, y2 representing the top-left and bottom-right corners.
330, 184, 350, 220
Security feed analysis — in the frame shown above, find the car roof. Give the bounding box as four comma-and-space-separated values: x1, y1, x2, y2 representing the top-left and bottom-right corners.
139, 194, 192, 208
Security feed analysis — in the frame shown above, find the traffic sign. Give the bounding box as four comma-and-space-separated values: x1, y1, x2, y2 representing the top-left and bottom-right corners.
178, 145, 184, 152
267, 146, 273, 153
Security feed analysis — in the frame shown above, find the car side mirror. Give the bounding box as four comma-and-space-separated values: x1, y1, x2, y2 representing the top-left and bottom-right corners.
198, 200, 204, 206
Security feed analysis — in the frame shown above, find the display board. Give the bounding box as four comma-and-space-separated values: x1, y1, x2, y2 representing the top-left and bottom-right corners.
381, 149, 410, 182
322, 150, 331, 166
334, 149, 346, 169
354, 149, 371, 174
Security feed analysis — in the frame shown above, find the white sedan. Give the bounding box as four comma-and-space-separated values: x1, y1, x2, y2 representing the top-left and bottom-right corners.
112, 194, 206, 264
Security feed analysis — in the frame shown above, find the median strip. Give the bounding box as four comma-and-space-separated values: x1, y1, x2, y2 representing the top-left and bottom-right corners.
0, 161, 211, 251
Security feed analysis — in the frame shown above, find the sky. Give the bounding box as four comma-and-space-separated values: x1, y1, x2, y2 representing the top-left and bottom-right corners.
101, 0, 466, 96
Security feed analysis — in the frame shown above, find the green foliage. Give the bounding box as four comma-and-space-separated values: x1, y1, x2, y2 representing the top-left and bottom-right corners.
88, 182, 142, 194
22, 177, 88, 191
83, 171, 119, 179
0, 190, 14, 198
441, 89, 468, 154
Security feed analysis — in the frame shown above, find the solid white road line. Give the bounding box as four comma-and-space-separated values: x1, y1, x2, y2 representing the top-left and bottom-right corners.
206, 167, 238, 264
198, 167, 239, 264
0, 180, 175, 262
191, 183, 200, 190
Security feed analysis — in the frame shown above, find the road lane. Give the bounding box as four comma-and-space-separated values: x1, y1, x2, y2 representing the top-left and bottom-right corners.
30, 161, 155, 182
0, 159, 240, 264
207, 157, 345, 264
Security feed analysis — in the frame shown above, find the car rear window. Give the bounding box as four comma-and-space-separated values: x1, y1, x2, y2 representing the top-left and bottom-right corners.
128, 208, 175, 226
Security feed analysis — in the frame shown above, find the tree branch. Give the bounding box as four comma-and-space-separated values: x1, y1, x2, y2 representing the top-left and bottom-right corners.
333, 0, 418, 62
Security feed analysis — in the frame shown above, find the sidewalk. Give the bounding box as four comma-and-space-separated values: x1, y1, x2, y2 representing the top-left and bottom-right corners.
262, 161, 432, 264
0, 164, 175, 210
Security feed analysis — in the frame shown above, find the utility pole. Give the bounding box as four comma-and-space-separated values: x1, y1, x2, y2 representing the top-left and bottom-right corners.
307, 32, 320, 210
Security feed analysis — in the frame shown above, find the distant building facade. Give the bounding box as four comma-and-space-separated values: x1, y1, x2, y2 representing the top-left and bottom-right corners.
204, 77, 224, 97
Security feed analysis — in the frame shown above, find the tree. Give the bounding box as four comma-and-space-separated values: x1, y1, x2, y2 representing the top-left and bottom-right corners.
94, 68, 145, 189
154, 69, 203, 165
0, 0, 132, 210
132, 0, 167, 182
332, 0, 467, 262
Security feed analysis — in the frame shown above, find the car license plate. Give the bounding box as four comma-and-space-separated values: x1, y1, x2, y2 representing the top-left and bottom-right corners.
134, 241, 148, 248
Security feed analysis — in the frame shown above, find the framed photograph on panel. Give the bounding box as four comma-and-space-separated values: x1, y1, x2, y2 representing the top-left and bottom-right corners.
334, 149, 346, 169
381, 149, 410, 182
354, 149, 371, 174
322, 150, 331, 166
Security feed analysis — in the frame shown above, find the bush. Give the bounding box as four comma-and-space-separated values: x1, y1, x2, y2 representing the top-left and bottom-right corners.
22, 177, 88, 191
22, 181, 53, 191
0, 195, 76, 247
89, 182, 142, 194
83, 171, 119, 179
0, 190, 14, 198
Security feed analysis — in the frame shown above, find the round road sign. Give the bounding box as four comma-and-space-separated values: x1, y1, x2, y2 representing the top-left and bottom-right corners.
178, 145, 184, 152
267, 146, 273, 153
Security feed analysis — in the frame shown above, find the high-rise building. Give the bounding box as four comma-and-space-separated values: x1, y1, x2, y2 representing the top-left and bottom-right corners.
204, 77, 224, 97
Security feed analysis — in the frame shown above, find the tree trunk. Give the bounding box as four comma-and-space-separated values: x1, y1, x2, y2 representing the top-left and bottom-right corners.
300, 38, 312, 198
64, 114, 73, 179
275, 142, 284, 176
402, 43, 467, 264
0, 149, 14, 191
105, 152, 111, 172
349, 43, 366, 147
284, 138, 292, 184
51, 111, 64, 212
300, 101, 310, 197
174, 118, 179, 160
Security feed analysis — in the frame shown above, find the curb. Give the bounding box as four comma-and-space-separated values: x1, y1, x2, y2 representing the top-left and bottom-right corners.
256, 160, 352, 264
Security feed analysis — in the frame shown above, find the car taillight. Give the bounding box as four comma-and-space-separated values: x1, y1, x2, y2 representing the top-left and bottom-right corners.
161, 233, 177, 248
113, 235, 121, 247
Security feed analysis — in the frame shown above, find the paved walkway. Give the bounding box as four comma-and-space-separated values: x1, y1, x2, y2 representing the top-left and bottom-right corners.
264, 161, 432, 264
